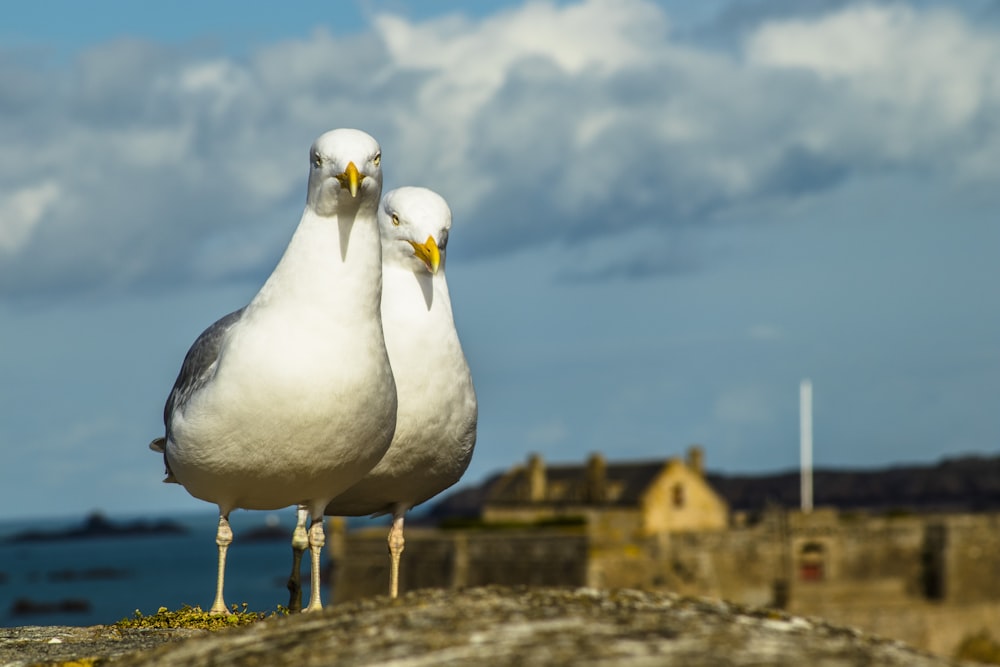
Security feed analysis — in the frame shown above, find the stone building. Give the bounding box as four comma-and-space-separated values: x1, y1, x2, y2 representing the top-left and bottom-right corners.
482, 447, 729, 534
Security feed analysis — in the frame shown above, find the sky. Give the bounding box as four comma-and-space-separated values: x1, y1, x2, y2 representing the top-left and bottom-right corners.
1, 0, 998, 520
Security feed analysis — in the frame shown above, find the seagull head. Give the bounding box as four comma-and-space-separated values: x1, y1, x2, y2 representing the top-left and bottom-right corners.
306, 128, 383, 216
379, 187, 452, 275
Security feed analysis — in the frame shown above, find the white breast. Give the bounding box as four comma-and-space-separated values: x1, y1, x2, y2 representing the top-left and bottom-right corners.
166, 208, 397, 513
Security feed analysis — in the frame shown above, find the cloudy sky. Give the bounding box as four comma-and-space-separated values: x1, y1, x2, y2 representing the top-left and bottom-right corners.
2, 0, 997, 520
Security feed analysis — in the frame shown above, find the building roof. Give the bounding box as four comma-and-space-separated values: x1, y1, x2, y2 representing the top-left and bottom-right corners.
485, 458, 676, 507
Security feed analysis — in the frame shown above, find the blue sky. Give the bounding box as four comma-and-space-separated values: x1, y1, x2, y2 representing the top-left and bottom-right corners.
1, 0, 998, 520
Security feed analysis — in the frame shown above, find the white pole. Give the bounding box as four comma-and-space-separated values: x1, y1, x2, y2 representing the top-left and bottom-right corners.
800, 379, 813, 513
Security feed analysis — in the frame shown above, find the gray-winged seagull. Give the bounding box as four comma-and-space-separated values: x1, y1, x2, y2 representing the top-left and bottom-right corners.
288, 186, 477, 606
151, 128, 397, 613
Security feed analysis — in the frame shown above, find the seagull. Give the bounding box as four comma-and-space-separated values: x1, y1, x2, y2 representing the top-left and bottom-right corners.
150, 129, 397, 614
288, 186, 477, 606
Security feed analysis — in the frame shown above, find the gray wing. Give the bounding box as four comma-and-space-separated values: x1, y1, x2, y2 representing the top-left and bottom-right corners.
163, 307, 245, 436
151, 307, 244, 481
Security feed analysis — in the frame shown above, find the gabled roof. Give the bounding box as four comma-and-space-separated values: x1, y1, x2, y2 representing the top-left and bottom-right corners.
485, 459, 676, 507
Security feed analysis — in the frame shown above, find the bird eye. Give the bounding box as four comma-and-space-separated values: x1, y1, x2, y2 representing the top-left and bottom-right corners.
373, 152, 381, 167
438, 229, 449, 250
311, 152, 322, 168
391, 213, 400, 226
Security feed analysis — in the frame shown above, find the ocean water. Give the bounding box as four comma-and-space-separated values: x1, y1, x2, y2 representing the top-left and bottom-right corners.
0, 509, 357, 627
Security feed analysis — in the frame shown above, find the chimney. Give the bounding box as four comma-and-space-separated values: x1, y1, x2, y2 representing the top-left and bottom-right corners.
528, 453, 546, 502
686, 445, 705, 477
585, 452, 607, 503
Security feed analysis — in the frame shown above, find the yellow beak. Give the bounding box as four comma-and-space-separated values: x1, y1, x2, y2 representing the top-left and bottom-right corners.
407, 235, 441, 274
335, 161, 364, 198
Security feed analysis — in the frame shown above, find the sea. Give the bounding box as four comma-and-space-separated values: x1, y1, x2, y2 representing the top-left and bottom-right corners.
0, 509, 382, 627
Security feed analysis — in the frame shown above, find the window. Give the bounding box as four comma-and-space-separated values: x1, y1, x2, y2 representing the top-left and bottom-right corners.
672, 483, 685, 508
798, 542, 825, 582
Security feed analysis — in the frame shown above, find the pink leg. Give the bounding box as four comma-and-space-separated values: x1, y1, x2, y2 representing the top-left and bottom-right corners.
304, 517, 326, 612
208, 513, 233, 615
388, 512, 406, 599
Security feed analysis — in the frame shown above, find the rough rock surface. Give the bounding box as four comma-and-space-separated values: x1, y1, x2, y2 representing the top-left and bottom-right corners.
0, 624, 204, 666
2, 587, 970, 666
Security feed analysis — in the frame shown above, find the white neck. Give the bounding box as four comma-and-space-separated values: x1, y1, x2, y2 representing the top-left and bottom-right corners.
251, 206, 384, 317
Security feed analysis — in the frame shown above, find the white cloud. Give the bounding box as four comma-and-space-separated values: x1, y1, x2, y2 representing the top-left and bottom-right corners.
1, 0, 999, 298
0, 181, 58, 253
746, 5, 1000, 164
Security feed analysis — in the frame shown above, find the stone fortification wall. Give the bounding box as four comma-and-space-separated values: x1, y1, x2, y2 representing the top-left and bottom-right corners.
331, 511, 1000, 657
333, 527, 588, 602
941, 513, 1000, 603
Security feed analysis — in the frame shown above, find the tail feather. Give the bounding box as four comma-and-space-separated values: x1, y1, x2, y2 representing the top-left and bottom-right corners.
148, 437, 178, 484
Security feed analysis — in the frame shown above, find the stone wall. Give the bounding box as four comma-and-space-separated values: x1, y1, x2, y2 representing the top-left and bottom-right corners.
942, 513, 1000, 603
789, 598, 1000, 658
331, 510, 1000, 657
333, 527, 589, 602
666, 525, 786, 606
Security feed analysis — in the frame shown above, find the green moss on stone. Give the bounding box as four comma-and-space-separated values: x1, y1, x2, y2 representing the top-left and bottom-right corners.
114, 603, 286, 631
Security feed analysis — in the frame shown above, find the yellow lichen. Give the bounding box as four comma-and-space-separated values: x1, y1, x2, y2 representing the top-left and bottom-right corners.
113, 603, 286, 631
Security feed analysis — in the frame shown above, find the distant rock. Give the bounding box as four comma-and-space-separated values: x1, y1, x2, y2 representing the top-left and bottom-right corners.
4, 511, 187, 542
706, 453, 1000, 513
46, 567, 130, 582
9, 597, 91, 616
0, 587, 965, 666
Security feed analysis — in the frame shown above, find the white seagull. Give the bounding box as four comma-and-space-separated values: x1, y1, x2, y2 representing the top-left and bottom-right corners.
151, 129, 397, 614
288, 186, 477, 604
